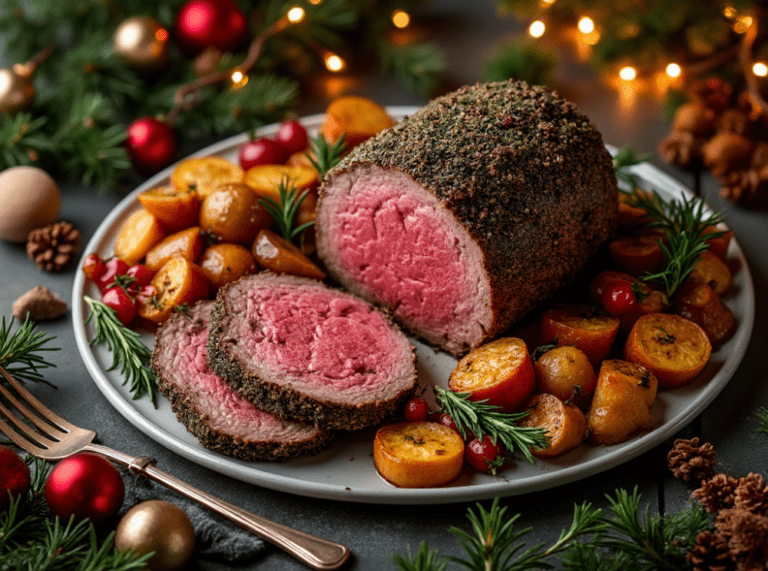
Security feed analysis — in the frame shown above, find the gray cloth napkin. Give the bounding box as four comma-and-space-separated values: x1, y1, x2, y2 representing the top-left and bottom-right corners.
119, 467, 266, 563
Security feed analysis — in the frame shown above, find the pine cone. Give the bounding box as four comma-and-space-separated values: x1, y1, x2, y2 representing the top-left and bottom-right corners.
734, 473, 768, 515
26, 221, 81, 272
657, 130, 704, 169
716, 508, 768, 569
687, 530, 735, 571
719, 169, 768, 210
668, 437, 717, 483
717, 109, 752, 137
702, 132, 754, 177
690, 77, 733, 114
692, 474, 739, 513
672, 102, 717, 137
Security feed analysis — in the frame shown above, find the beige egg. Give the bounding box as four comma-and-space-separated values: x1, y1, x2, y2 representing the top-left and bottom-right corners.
0, 166, 61, 243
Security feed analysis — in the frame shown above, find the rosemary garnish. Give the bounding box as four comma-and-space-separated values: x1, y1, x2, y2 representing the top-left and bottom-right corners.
259, 178, 315, 244
0, 315, 58, 386
613, 146, 652, 188
308, 133, 347, 178
84, 296, 156, 406
435, 387, 549, 464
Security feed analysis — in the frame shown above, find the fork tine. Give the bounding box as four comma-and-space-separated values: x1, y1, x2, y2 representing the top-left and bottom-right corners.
0, 416, 50, 457
0, 398, 58, 449
0, 366, 76, 432
0, 377, 66, 439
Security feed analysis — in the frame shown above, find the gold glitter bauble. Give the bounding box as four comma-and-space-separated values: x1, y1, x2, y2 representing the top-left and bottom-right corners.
115, 500, 195, 571
113, 16, 170, 72
0, 65, 35, 114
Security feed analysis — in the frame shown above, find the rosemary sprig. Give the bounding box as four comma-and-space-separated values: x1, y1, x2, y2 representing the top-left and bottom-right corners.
434, 387, 549, 464
613, 146, 652, 188
308, 133, 347, 178
0, 315, 59, 386
84, 296, 156, 407
258, 178, 315, 244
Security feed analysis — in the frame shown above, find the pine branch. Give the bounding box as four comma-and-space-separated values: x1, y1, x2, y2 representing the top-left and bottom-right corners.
0, 113, 56, 169
378, 40, 445, 97
0, 315, 59, 385
393, 542, 447, 571
756, 407, 768, 434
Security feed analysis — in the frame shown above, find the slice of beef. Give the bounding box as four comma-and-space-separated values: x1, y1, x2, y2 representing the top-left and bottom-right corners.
152, 300, 333, 461
316, 80, 619, 356
207, 273, 417, 431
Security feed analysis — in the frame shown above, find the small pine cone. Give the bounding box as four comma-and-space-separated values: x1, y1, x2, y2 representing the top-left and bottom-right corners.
690, 77, 734, 114
692, 473, 739, 513
734, 473, 768, 515
672, 102, 717, 137
26, 221, 81, 272
658, 130, 704, 169
668, 437, 717, 483
702, 132, 754, 177
715, 508, 768, 568
717, 109, 752, 137
720, 169, 768, 210
687, 530, 735, 571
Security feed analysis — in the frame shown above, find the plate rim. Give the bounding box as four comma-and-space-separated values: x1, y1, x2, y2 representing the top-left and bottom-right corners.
71, 109, 755, 505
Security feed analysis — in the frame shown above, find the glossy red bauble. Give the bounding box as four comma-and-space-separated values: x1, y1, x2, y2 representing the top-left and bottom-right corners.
238, 137, 289, 169
126, 117, 177, 175
175, 0, 248, 55
44, 453, 125, 524
0, 445, 31, 511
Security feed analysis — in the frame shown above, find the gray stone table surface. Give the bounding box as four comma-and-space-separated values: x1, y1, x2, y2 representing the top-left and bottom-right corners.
2, 1, 767, 569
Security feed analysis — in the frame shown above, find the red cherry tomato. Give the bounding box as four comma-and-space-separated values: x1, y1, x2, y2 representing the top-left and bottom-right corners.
464, 436, 504, 473
275, 119, 309, 155
101, 287, 137, 326
428, 411, 462, 435
126, 264, 155, 287
82, 253, 106, 283
404, 398, 429, 422
95, 258, 130, 292
238, 137, 289, 169
602, 280, 637, 316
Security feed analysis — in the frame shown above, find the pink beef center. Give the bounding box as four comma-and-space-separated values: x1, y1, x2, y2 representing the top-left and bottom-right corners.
241, 287, 399, 391
330, 183, 471, 330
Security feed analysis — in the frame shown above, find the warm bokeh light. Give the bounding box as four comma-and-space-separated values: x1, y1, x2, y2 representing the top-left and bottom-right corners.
724, 6, 737, 19
541, 0, 556, 5
309, 0, 322, 4
578, 17, 595, 34
325, 54, 345, 72
754, 62, 768, 77
287, 7, 305, 23
155, 28, 169, 42
230, 70, 248, 88
666, 63, 682, 78
619, 66, 637, 81
529, 20, 546, 38
392, 10, 410, 29
734, 15, 753, 34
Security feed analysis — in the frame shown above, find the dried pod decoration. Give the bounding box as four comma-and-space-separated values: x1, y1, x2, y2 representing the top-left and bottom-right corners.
12, 285, 67, 321
670, 438, 768, 569
26, 221, 81, 271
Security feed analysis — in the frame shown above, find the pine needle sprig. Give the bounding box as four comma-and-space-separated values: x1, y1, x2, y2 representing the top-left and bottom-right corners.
0, 315, 59, 386
84, 296, 156, 406
392, 542, 447, 571
308, 133, 347, 179
378, 40, 446, 97
434, 387, 549, 464
259, 178, 315, 244
612, 146, 652, 188
755, 407, 768, 434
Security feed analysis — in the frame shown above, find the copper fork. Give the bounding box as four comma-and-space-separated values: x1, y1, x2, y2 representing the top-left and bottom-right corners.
0, 366, 350, 570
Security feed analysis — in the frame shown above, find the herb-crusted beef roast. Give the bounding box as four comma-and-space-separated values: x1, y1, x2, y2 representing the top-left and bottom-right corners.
207, 273, 417, 431
152, 301, 333, 461
316, 80, 618, 355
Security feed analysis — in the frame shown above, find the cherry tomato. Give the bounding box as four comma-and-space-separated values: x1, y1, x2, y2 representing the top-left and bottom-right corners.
602, 280, 638, 316
95, 258, 130, 292
82, 253, 106, 282
238, 137, 289, 169
275, 119, 309, 155
428, 412, 462, 436
101, 287, 137, 326
126, 264, 155, 287
464, 436, 504, 473
404, 398, 429, 422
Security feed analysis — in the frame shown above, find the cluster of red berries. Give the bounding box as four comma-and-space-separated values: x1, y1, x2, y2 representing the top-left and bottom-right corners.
82, 254, 156, 326
238, 119, 309, 170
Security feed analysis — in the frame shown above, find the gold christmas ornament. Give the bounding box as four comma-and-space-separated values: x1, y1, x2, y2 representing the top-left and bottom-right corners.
113, 16, 170, 72
115, 500, 195, 571
0, 64, 35, 113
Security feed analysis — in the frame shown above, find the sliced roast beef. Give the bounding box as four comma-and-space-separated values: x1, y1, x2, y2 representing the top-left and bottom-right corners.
316, 80, 618, 356
207, 273, 417, 431
152, 300, 333, 461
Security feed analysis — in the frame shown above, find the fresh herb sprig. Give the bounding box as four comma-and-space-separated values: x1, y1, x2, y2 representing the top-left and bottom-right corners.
613, 146, 652, 188
308, 133, 347, 178
435, 387, 549, 464
0, 315, 59, 386
84, 296, 156, 406
259, 178, 315, 244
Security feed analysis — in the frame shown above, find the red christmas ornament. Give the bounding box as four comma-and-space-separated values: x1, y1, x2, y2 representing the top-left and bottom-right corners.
126, 117, 177, 175
44, 453, 125, 524
175, 0, 248, 55
0, 445, 31, 511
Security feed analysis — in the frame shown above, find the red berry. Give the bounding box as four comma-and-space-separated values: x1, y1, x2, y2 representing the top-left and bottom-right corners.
602, 280, 637, 316
82, 253, 106, 283
428, 412, 461, 435
404, 398, 429, 422
102, 287, 137, 326
275, 119, 309, 155
0, 445, 31, 511
126, 264, 155, 287
95, 258, 130, 292
464, 436, 504, 473
238, 137, 289, 169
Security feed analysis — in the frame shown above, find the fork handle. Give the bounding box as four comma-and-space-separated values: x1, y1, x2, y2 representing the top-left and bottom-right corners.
86, 445, 350, 570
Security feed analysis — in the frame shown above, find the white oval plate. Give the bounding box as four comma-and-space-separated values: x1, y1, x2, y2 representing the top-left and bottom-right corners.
72, 108, 755, 505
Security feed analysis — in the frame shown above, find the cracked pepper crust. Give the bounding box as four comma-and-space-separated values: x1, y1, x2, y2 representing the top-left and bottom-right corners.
320, 80, 619, 346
